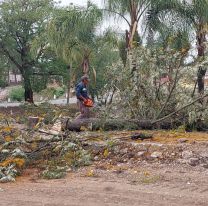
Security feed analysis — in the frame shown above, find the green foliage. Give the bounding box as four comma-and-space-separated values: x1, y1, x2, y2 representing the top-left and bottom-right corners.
9, 87, 24, 102
0, 0, 55, 101
48, 3, 102, 66
54, 87, 65, 98
38, 88, 55, 100
42, 167, 67, 179
102, 44, 201, 120
0, 55, 10, 88
118, 40, 127, 66
0, 79, 8, 88
31, 75, 48, 93
89, 30, 120, 99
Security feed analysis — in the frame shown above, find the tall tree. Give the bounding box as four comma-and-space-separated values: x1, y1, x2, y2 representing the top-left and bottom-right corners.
0, 0, 54, 103
104, 0, 145, 49
48, 3, 102, 103
48, 3, 102, 75
147, 0, 208, 95
104, 0, 181, 79
182, 0, 208, 95
104, 0, 179, 49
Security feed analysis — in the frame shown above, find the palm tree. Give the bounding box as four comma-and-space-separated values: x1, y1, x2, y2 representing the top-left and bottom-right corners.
180, 0, 208, 95
48, 3, 102, 103
49, 3, 102, 71
147, 0, 208, 95
104, 0, 180, 49
104, 0, 182, 83
104, 0, 145, 49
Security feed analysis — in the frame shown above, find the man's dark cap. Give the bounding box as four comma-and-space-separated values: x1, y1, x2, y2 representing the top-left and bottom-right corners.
81, 75, 90, 81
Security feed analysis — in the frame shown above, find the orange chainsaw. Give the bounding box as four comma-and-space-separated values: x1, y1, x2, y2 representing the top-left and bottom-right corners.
83, 98, 94, 107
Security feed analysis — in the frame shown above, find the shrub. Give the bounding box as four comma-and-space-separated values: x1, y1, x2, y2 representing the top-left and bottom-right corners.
54, 87, 65, 98
0, 79, 8, 88
9, 87, 24, 102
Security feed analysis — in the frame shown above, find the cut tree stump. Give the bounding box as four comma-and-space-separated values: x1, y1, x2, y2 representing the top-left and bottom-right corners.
28, 116, 40, 129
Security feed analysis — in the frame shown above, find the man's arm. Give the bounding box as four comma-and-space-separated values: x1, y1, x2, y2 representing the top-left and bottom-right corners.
76, 84, 87, 102
79, 95, 87, 102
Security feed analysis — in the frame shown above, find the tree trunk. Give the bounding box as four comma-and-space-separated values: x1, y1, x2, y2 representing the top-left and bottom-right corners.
197, 66, 207, 95
197, 24, 206, 57
129, 1, 139, 49
196, 23, 207, 95
23, 72, 33, 103
128, 3, 141, 84
14, 70, 17, 84
125, 30, 130, 49
67, 65, 71, 104
82, 55, 90, 75
64, 118, 179, 132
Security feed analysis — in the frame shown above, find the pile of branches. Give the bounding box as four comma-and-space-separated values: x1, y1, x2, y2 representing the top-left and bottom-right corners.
97, 46, 208, 130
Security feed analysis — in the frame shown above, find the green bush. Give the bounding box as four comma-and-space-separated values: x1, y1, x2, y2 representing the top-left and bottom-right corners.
31, 75, 47, 93
0, 79, 8, 88
54, 87, 65, 98
9, 87, 24, 102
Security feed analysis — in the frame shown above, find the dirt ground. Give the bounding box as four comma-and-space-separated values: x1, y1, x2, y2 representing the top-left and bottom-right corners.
1, 105, 208, 206
1, 163, 208, 206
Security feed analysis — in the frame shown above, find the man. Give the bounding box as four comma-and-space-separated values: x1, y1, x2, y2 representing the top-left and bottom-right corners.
75, 75, 91, 119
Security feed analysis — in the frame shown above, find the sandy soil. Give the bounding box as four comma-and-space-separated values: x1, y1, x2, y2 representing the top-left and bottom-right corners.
1, 165, 208, 206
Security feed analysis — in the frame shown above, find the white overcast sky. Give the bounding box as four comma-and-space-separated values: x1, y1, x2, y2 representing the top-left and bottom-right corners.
60, 0, 102, 7
60, 0, 128, 33
59, 0, 197, 60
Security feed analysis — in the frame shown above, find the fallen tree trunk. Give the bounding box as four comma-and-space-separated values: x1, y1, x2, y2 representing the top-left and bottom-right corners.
63, 93, 208, 132
64, 118, 179, 132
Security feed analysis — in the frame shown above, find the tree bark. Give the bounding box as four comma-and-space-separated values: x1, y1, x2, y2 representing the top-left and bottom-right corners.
197, 66, 207, 95
196, 23, 207, 95
67, 65, 71, 104
64, 118, 178, 132
23, 72, 34, 103
82, 55, 90, 75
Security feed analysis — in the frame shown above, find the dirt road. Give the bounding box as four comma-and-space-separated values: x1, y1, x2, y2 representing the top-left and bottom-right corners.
1, 166, 208, 206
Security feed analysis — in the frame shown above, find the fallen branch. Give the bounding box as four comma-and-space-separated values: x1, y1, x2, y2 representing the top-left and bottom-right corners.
38, 129, 62, 136
152, 93, 208, 125
156, 58, 182, 119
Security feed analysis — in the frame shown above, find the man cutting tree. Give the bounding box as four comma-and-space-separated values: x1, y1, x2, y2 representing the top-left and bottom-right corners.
75, 75, 93, 119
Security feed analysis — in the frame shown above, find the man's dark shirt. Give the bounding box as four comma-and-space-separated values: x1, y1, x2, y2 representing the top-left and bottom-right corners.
76, 82, 89, 100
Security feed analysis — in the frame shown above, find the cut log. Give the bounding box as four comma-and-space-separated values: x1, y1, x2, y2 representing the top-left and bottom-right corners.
64, 118, 179, 132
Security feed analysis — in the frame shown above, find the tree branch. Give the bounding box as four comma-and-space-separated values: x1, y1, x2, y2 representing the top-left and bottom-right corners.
102, 9, 131, 27
156, 56, 184, 119
137, 2, 151, 22
0, 42, 22, 70
152, 93, 208, 125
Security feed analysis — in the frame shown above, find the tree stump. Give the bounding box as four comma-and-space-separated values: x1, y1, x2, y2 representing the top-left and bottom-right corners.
28, 116, 40, 129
